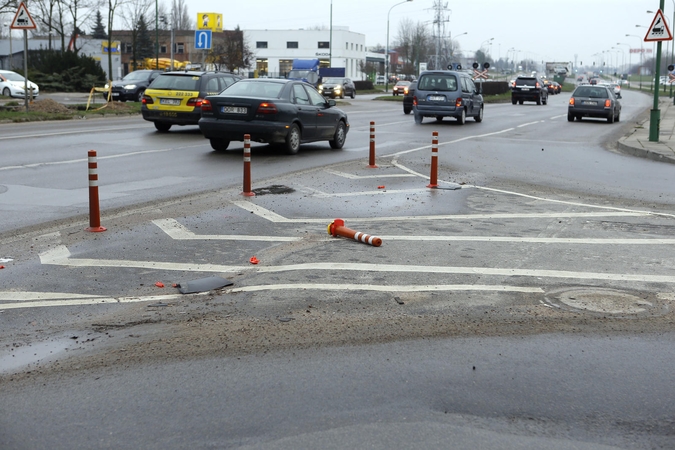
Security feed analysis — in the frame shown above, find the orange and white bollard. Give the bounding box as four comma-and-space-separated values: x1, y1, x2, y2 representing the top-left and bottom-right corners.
86, 150, 106, 232
368, 121, 378, 168
327, 218, 382, 247
426, 131, 439, 188
242, 134, 255, 197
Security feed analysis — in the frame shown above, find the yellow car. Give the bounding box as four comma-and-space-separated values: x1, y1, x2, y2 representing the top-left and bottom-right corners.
142, 71, 242, 132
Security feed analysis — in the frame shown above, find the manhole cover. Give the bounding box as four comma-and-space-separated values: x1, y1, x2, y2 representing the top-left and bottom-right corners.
545, 288, 668, 317
252, 185, 295, 196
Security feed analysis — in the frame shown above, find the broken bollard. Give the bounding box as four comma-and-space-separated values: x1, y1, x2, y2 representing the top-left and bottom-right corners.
327, 218, 382, 247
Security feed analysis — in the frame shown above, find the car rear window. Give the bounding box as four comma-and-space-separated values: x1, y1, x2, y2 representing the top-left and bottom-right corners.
418, 75, 457, 91
516, 78, 537, 87
222, 81, 284, 98
150, 74, 200, 91
574, 87, 608, 98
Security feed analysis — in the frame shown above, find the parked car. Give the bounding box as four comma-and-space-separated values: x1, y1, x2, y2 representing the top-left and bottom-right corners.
392, 80, 410, 96
567, 85, 621, 123
511, 76, 548, 105
412, 70, 484, 124
141, 70, 242, 132
402, 81, 417, 114
104, 69, 163, 102
198, 78, 349, 154
0, 70, 39, 98
318, 77, 356, 99
375, 75, 385, 85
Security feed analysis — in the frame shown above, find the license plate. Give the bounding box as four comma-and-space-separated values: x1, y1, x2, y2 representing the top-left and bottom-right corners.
428, 95, 445, 101
160, 98, 181, 106
520, 87, 530, 91
221, 106, 247, 114
583, 101, 597, 105
111, 92, 119, 96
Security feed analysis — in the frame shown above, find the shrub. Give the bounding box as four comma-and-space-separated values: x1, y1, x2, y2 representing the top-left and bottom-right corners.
26, 49, 107, 92
354, 80, 373, 90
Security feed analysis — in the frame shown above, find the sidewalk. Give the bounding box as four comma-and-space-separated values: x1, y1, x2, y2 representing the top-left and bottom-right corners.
617, 97, 675, 164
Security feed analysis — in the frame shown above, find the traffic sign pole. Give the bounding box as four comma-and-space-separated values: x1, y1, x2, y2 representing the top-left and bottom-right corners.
646, 2, 670, 142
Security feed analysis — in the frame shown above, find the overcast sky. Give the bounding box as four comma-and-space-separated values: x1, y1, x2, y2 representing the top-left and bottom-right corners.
191, 0, 662, 69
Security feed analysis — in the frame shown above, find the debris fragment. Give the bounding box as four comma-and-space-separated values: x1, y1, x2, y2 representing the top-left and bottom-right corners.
378, 185, 385, 189
249, 256, 259, 264
0, 258, 12, 263
178, 276, 233, 294
393, 296, 404, 305
155, 282, 165, 288
148, 302, 169, 307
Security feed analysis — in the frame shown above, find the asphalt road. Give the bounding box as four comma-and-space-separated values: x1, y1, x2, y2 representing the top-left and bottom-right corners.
1, 89, 674, 449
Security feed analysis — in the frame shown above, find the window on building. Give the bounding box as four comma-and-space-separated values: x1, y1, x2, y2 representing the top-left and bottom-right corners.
176, 43, 184, 54
351, 43, 354, 50
287, 41, 298, 49
257, 41, 268, 49
124, 43, 132, 53
256, 58, 269, 77
318, 41, 330, 49
279, 59, 293, 77
345, 42, 349, 50
160, 45, 167, 54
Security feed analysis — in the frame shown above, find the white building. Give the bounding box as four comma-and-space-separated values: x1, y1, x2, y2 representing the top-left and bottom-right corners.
245, 26, 366, 79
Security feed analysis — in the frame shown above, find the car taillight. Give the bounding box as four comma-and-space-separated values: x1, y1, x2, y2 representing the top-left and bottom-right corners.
455, 98, 463, 108
187, 97, 203, 107
604, 99, 611, 108
201, 99, 212, 112
569, 98, 575, 106
536, 82, 541, 88
413, 96, 417, 106
257, 102, 277, 114
142, 96, 153, 105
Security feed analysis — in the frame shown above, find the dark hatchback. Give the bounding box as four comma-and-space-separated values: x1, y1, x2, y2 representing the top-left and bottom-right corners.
511, 76, 548, 105
567, 85, 621, 123
199, 79, 349, 154
105, 69, 163, 102
318, 77, 356, 99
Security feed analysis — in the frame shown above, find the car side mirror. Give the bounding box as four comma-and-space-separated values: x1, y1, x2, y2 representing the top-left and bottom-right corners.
327, 99, 336, 107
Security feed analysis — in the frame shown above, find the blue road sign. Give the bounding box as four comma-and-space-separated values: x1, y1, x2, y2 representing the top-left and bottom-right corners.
195, 30, 212, 50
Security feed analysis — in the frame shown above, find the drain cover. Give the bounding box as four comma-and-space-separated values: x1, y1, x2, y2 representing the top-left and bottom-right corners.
252, 185, 295, 196
545, 288, 666, 317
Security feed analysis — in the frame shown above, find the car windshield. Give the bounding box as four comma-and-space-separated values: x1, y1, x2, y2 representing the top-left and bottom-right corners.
1, 71, 25, 82
574, 87, 608, 98
222, 81, 284, 98
418, 75, 457, 91
124, 71, 151, 81
323, 78, 343, 84
150, 75, 200, 91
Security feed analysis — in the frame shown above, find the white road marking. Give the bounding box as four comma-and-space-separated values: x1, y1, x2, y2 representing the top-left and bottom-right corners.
0, 292, 206, 310
325, 169, 417, 179
153, 218, 302, 241
39, 245, 675, 284
228, 284, 544, 294
550, 114, 567, 120
517, 121, 545, 128
0, 125, 150, 141
383, 128, 515, 157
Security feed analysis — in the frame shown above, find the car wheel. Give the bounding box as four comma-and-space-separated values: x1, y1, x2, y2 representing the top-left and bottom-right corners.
154, 122, 171, 132
136, 89, 145, 102
350, 90, 355, 99
607, 111, 615, 124
210, 139, 230, 152
474, 105, 483, 122
285, 123, 301, 154
329, 120, 347, 150
536, 96, 541, 105
340, 91, 345, 99
511, 97, 516, 105
436, 116, 443, 122
519, 100, 524, 105
456, 108, 466, 125
567, 113, 574, 122
414, 113, 423, 124
616, 111, 620, 122
542, 95, 547, 105
2, 87, 11, 97
403, 107, 411, 115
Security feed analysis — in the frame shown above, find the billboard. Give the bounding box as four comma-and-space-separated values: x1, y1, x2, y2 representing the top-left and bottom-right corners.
197, 12, 222, 32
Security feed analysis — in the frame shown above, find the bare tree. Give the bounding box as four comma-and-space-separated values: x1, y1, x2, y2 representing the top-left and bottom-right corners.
395, 18, 432, 76
0, 0, 17, 16
207, 26, 254, 73
171, 0, 191, 30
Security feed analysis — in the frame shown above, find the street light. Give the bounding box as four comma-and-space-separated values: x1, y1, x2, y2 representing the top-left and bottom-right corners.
626, 34, 644, 89
616, 42, 630, 80
385, 0, 413, 93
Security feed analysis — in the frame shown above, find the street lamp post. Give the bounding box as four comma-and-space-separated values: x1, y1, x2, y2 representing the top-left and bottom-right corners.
155, 0, 159, 69
626, 34, 644, 89
385, 0, 413, 94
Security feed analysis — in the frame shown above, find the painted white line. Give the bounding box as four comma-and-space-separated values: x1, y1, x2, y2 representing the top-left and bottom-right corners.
153, 218, 302, 241
0, 291, 105, 301
0, 292, 207, 310
228, 284, 544, 294
550, 114, 567, 120
313, 188, 431, 198
232, 202, 651, 224
383, 128, 515, 157
379, 235, 675, 244
0, 145, 204, 171
517, 121, 544, 128
325, 169, 417, 179
39, 246, 675, 284
0, 125, 150, 141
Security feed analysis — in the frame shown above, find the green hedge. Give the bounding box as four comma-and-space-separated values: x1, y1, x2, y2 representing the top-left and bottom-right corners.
26, 49, 107, 92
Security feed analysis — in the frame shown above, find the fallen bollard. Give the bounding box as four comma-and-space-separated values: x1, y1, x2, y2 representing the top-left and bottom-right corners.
327, 218, 382, 247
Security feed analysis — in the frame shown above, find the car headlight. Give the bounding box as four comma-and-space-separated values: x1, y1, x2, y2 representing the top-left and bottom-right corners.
335, 87, 341, 91
318, 85, 323, 90
104, 83, 110, 89
124, 84, 137, 89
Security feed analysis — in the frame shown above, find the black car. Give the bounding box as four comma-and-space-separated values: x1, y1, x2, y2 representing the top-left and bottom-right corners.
511, 76, 548, 105
105, 70, 163, 102
403, 81, 417, 114
318, 77, 356, 99
199, 79, 349, 154
142, 71, 242, 132
567, 85, 621, 123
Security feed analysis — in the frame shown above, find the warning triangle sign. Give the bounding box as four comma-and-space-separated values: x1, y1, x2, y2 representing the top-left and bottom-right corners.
644, 9, 672, 42
10, 2, 37, 30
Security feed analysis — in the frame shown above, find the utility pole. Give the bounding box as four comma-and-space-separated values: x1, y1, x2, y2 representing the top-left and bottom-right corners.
431, 0, 449, 70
